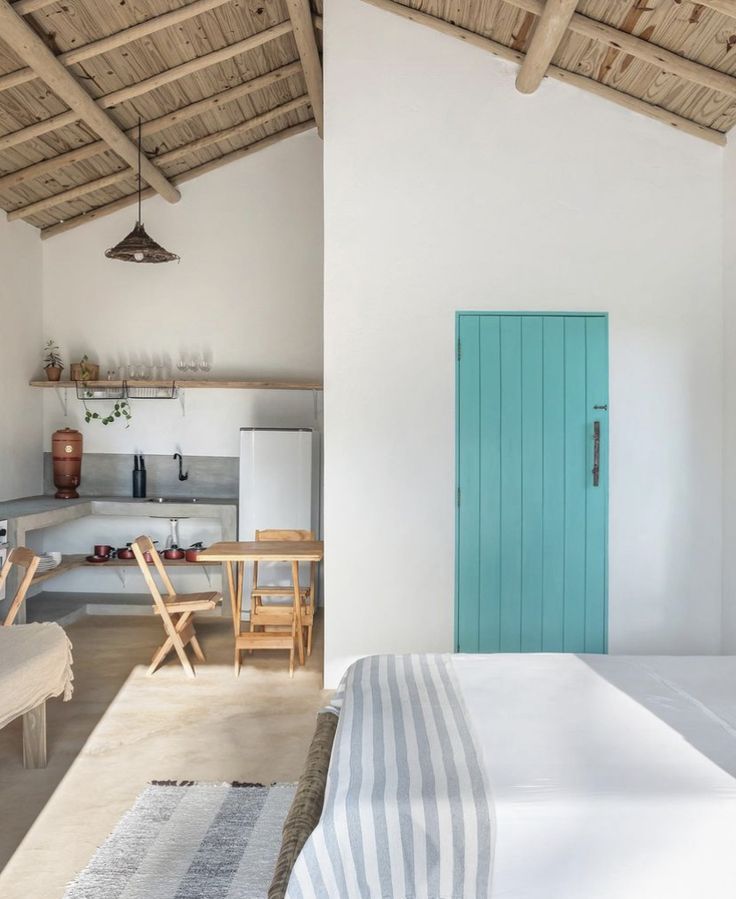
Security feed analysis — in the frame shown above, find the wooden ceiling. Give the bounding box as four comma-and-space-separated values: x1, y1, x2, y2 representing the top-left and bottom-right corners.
1, 0, 736, 239
0, 0, 322, 237
368, 0, 736, 146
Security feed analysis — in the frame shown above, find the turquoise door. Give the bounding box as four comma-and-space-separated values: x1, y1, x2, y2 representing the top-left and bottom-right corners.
456, 313, 608, 653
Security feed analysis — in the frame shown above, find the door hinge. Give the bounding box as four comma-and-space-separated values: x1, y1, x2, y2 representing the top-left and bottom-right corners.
457, 487, 461, 507
457, 338, 461, 362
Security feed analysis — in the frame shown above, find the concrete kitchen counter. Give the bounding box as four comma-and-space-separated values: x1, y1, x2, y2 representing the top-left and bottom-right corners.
0, 496, 237, 624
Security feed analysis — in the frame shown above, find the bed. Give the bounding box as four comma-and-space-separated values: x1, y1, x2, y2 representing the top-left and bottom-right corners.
283, 653, 736, 898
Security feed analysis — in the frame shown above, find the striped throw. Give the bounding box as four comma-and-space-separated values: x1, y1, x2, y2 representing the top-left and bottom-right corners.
286, 654, 494, 898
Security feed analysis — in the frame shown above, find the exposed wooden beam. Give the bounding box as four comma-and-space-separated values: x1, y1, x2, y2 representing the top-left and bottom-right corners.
12, 0, 56, 13
0, 19, 293, 155
8, 96, 310, 221
516, 0, 578, 94
0, 0, 180, 203
0, 110, 76, 153
285, 0, 323, 136
0, 0, 235, 95
361, 0, 726, 145
100, 21, 292, 109
694, 1, 736, 19
40, 120, 316, 239
508, 0, 736, 98
0, 62, 303, 193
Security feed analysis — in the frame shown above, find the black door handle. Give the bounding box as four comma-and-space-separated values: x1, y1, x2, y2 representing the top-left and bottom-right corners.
592, 421, 600, 487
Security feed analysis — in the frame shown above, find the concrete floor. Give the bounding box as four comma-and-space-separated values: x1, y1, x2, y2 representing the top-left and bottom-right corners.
0, 614, 329, 899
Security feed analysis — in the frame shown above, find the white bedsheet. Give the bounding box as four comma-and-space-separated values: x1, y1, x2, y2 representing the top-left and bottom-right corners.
451, 653, 736, 899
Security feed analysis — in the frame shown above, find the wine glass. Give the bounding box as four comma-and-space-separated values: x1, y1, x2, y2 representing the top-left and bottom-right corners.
199, 359, 211, 375
177, 358, 188, 376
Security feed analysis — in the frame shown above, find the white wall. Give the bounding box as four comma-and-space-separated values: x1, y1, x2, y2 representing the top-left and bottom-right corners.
322, 0, 724, 686
722, 139, 736, 651
0, 217, 43, 501
41, 130, 323, 456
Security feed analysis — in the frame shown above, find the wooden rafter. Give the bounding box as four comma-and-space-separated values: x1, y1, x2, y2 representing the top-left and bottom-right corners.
40, 120, 316, 239
0, 62, 303, 193
0, 19, 293, 153
507, 0, 736, 98
12, 0, 56, 13
98, 21, 293, 109
362, 0, 726, 145
694, 1, 736, 18
516, 0, 578, 94
8, 95, 311, 222
0, 0, 180, 203
0, 0, 235, 95
286, 0, 324, 136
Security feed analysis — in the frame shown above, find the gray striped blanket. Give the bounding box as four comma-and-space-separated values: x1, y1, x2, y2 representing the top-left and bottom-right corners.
286, 654, 494, 898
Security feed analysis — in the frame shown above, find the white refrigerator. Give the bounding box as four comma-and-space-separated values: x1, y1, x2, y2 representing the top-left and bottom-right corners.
238, 428, 320, 615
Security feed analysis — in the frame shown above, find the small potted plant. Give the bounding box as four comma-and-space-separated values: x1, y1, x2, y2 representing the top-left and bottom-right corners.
42, 339, 64, 382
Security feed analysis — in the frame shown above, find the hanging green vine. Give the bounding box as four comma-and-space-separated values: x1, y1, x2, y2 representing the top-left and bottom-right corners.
83, 399, 133, 428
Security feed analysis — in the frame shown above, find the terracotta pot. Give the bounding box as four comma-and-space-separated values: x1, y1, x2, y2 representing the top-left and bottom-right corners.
70, 361, 99, 381
52, 428, 83, 499
45, 366, 63, 382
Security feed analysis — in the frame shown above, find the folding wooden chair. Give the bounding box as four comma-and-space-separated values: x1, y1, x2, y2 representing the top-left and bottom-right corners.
250, 529, 317, 657
131, 536, 221, 677
1, 548, 40, 627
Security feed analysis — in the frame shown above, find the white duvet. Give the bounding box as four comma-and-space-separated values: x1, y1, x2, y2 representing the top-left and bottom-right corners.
451, 653, 736, 899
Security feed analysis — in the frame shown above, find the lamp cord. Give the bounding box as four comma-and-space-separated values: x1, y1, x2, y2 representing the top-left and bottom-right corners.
137, 117, 142, 226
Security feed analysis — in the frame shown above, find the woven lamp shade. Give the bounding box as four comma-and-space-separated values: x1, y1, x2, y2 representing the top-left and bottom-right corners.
105, 222, 179, 264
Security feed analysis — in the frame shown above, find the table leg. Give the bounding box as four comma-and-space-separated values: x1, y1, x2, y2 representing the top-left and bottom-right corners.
226, 561, 239, 636
236, 562, 244, 626
292, 560, 305, 666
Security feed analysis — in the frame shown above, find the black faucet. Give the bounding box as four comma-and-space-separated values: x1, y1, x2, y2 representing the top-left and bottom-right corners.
173, 453, 188, 481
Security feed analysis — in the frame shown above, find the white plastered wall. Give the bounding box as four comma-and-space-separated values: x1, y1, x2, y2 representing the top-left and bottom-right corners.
322, 0, 724, 686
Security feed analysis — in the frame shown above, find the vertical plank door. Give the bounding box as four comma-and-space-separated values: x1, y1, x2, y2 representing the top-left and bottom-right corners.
457, 313, 608, 653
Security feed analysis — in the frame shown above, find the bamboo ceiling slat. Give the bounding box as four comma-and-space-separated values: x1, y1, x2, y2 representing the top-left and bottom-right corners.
0, 61, 302, 192
8, 93, 310, 220
0, 0, 237, 94
38, 118, 315, 236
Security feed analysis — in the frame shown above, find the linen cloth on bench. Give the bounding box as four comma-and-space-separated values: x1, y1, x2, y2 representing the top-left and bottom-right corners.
0, 622, 73, 728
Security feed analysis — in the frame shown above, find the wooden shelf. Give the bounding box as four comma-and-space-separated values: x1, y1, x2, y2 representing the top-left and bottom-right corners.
29, 379, 323, 391
32, 553, 219, 585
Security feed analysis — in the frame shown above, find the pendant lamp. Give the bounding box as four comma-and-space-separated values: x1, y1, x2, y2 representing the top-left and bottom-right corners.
105, 119, 179, 264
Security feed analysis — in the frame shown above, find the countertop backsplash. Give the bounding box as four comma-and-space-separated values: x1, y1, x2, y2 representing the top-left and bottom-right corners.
43, 453, 238, 499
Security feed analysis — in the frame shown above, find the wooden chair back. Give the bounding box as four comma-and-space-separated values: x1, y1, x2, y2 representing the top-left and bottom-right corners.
253, 529, 317, 595
1, 548, 41, 626
130, 536, 176, 613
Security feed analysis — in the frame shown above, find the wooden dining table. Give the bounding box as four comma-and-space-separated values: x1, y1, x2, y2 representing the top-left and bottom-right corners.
197, 541, 324, 667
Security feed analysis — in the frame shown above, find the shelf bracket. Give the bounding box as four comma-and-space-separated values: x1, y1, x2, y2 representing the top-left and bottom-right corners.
116, 567, 127, 588
202, 565, 212, 588
54, 387, 69, 417
178, 388, 186, 418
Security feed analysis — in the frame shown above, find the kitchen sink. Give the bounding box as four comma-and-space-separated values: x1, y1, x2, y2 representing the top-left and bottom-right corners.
147, 497, 200, 503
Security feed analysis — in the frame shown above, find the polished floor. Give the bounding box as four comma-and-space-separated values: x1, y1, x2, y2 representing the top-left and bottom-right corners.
0, 613, 328, 899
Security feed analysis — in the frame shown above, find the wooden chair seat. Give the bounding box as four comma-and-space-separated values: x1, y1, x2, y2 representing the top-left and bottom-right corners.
252, 585, 311, 597
154, 592, 220, 614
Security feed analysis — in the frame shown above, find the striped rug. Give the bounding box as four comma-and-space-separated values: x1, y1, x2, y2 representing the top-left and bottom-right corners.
63, 782, 296, 899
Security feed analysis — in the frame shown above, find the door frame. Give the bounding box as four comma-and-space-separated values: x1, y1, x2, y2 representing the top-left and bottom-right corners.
454, 311, 610, 653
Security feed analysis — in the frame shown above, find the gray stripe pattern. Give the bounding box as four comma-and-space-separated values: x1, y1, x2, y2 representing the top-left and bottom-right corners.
64, 783, 296, 899
286, 654, 494, 899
